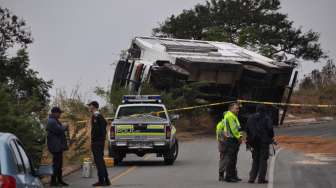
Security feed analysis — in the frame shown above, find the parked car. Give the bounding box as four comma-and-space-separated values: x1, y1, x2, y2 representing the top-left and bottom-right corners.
0, 132, 52, 188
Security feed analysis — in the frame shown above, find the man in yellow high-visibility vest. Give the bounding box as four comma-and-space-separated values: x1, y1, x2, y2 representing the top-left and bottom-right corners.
216, 103, 243, 183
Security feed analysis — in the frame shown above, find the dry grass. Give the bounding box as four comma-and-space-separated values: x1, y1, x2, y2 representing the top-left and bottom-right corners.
276, 135, 336, 154
289, 88, 336, 116
176, 112, 216, 141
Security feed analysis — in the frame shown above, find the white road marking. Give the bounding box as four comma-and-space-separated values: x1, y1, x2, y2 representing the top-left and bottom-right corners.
305, 153, 336, 162
110, 155, 151, 184
295, 160, 328, 165
268, 147, 283, 188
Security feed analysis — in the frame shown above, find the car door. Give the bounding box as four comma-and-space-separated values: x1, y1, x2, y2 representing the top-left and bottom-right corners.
8, 140, 26, 188
14, 141, 44, 188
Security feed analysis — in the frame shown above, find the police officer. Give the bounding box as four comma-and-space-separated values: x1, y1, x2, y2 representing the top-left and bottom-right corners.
46, 107, 69, 187
216, 103, 243, 183
246, 104, 274, 184
87, 101, 111, 186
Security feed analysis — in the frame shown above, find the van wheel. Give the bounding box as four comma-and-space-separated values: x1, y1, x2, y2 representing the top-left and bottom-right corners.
164, 139, 179, 165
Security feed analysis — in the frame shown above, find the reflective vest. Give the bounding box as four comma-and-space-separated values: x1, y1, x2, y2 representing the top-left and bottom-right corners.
216, 111, 242, 140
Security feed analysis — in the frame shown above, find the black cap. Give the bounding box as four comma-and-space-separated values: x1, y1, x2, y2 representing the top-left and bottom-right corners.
51, 106, 63, 113
87, 101, 99, 109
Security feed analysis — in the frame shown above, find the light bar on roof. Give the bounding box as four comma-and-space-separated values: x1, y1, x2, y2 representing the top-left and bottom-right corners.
122, 95, 162, 104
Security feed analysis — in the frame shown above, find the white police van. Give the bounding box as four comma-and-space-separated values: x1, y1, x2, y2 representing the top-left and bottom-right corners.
108, 95, 179, 165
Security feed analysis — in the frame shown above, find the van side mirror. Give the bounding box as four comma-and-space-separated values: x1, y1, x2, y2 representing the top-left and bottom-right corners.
34, 165, 53, 177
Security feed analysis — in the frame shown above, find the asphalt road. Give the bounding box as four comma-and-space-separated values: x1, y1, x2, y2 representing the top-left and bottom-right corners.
57, 121, 336, 188
276, 120, 336, 138
274, 120, 336, 188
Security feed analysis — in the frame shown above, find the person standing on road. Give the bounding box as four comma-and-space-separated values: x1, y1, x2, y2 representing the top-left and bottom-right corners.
246, 104, 274, 184
216, 103, 243, 183
87, 101, 111, 187
46, 107, 69, 187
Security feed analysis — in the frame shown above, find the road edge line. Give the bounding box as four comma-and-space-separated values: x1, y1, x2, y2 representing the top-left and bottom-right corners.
110, 155, 151, 184
268, 147, 283, 188
110, 166, 137, 183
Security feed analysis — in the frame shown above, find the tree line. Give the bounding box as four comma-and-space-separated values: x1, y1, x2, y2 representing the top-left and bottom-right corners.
0, 6, 52, 164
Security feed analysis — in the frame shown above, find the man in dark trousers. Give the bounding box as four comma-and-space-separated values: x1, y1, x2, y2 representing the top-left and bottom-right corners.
216, 103, 243, 183
46, 107, 69, 187
246, 104, 274, 184
87, 101, 111, 186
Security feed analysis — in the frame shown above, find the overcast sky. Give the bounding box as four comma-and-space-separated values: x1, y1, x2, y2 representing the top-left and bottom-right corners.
1, 0, 335, 104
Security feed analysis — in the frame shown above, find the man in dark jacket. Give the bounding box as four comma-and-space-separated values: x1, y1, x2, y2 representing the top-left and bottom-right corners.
87, 101, 110, 186
246, 104, 274, 184
46, 107, 69, 187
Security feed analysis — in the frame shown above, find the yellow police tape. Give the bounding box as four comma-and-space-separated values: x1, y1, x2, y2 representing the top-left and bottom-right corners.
73, 100, 236, 124
74, 100, 336, 124
237, 99, 336, 108
76, 120, 89, 124
166, 100, 237, 113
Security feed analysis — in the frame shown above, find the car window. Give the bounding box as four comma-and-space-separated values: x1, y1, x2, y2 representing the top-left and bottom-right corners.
15, 142, 32, 174
117, 106, 167, 119
9, 140, 25, 173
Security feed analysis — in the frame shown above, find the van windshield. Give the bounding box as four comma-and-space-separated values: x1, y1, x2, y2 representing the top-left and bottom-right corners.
117, 106, 167, 119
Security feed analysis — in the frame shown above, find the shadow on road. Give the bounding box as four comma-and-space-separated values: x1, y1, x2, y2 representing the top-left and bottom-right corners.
118, 160, 166, 166
117, 159, 188, 167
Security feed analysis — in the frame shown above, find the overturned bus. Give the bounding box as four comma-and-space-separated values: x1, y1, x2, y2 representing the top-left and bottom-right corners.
112, 37, 295, 126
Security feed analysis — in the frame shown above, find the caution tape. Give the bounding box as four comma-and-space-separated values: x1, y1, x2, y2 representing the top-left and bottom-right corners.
76, 120, 88, 123
166, 100, 237, 113
120, 100, 237, 118
71, 100, 236, 124
238, 99, 336, 108
71, 99, 335, 124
